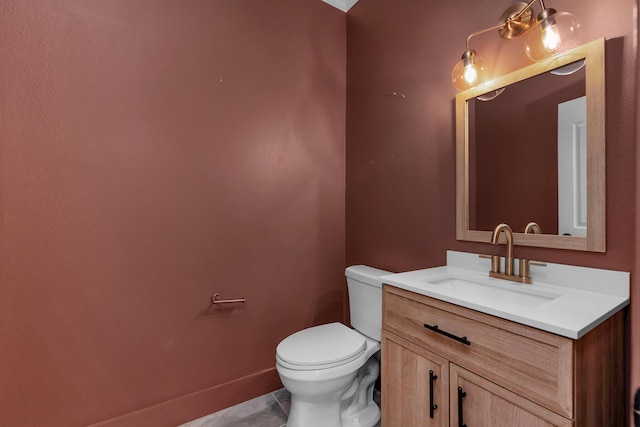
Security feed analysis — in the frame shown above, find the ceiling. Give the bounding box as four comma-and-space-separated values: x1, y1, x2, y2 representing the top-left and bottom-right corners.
322, 0, 359, 12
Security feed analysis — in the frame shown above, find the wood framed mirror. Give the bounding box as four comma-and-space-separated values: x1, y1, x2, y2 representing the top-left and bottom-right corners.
456, 38, 605, 252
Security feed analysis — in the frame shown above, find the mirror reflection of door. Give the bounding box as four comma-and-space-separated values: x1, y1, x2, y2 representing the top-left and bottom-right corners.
558, 96, 587, 237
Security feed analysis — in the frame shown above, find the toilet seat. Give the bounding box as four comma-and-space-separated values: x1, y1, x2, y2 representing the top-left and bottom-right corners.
276, 322, 367, 371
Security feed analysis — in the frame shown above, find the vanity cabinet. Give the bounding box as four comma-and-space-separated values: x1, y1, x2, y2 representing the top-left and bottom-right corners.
381, 285, 625, 427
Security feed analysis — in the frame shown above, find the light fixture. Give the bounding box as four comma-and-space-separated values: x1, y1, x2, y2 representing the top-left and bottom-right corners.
525, 9, 581, 61
451, 50, 491, 92
452, 0, 580, 91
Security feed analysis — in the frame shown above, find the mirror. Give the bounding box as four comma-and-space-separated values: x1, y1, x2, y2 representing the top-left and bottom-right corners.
456, 38, 605, 252
470, 64, 586, 235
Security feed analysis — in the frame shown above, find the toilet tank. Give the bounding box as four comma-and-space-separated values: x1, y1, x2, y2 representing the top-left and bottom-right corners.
345, 265, 391, 342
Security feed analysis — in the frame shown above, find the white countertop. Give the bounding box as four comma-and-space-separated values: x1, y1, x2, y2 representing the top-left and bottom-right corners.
380, 251, 630, 339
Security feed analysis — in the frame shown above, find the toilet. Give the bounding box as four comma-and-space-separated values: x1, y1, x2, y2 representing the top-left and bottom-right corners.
275, 265, 390, 427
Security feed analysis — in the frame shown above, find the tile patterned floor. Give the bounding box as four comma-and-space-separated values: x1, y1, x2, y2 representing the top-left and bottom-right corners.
179, 388, 381, 427
179, 388, 290, 427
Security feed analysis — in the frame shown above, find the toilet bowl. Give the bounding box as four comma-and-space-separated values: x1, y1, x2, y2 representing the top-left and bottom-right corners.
276, 323, 380, 427
275, 265, 390, 427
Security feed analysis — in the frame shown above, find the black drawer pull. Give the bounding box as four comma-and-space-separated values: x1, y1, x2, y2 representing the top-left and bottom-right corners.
424, 323, 471, 346
458, 386, 467, 427
429, 370, 438, 419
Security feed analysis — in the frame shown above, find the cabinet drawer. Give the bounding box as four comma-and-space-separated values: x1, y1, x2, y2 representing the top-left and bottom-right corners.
383, 286, 574, 419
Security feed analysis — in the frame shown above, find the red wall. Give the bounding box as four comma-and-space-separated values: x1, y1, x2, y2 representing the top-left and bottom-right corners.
2, 0, 637, 425
0, 1, 346, 426
346, 0, 638, 423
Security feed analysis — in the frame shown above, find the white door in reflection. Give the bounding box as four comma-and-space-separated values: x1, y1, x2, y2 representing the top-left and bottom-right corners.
558, 96, 587, 237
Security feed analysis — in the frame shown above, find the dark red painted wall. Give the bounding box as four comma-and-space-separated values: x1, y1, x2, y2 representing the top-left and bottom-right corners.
2, 0, 637, 425
346, 0, 637, 422
0, 1, 346, 426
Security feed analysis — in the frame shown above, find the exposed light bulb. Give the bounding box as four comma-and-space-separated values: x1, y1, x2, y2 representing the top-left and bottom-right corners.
541, 24, 561, 50
525, 9, 580, 62
452, 50, 491, 91
463, 64, 478, 85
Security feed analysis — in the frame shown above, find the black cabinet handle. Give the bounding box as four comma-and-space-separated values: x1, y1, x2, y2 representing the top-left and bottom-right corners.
429, 370, 438, 419
424, 323, 471, 346
458, 386, 467, 427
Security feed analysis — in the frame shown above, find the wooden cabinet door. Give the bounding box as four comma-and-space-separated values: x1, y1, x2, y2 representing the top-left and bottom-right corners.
381, 330, 449, 427
450, 364, 573, 427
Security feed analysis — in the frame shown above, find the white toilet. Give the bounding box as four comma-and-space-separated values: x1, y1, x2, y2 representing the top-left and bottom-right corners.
275, 265, 390, 427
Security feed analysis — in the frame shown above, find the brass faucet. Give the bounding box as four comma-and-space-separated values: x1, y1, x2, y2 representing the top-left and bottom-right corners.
489, 223, 537, 283
487, 222, 547, 284
490, 223, 514, 276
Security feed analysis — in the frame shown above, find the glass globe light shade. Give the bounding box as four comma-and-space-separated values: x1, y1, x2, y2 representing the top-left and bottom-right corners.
525, 9, 580, 62
451, 50, 492, 92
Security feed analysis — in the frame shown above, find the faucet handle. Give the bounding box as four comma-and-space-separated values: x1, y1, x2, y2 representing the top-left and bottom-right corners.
529, 261, 547, 267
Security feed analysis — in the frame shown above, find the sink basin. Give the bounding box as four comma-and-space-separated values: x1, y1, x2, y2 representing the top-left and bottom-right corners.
423, 275, 561, 308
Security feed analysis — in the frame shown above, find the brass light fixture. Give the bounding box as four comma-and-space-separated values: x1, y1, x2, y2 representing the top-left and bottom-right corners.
452, 0, 580, 91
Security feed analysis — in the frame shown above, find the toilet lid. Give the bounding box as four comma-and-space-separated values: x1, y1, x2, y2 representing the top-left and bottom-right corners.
276, 322, 366, 368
